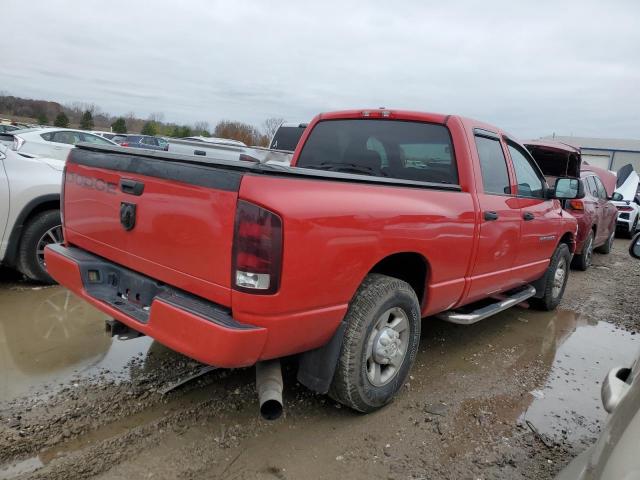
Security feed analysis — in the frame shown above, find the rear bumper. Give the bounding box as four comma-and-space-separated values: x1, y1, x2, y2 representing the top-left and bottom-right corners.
44, 244, 267, 368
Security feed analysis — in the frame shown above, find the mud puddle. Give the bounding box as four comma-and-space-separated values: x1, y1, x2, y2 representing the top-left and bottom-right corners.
521, 319, 638, 443
0, 284, 156, 404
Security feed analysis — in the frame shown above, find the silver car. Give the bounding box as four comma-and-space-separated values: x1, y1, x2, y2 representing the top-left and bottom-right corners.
557, 233, 640, 479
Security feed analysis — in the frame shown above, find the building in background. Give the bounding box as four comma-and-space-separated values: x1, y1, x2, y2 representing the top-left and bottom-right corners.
541, 135, 640, 172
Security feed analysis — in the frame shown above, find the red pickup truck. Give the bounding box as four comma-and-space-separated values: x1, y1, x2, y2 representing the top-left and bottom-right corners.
46, 109, 579, 413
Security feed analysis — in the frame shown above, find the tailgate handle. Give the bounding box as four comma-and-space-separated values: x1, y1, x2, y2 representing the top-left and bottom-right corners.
120, 178, 145, 196
194, 150, 207, 156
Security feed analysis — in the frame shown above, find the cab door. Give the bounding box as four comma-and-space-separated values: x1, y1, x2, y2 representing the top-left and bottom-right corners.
593, 175, 616, 242
466, 131, 521, 302
506, 141, 563, 283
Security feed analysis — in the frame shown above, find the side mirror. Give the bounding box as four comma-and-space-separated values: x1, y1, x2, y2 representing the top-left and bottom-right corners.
630, 232, 640, 259
553, 177, 583, 200
610, 192, 624, 202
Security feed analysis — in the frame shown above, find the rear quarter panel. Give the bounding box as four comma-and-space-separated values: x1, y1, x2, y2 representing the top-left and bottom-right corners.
233, 174, 476, 326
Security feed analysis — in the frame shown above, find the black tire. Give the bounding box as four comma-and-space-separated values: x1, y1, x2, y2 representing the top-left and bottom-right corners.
17, 210, 62, 284
571, 231, 593, 271
627, 216, 639, 239
530, 243, 571, 311
329, 274, 421, 413
594, 230, 615, 254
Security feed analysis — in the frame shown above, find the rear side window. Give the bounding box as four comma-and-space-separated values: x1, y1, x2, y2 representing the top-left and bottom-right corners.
297, 119, 458, 184
51, 131, 80, 145
508, 143, 545, 198
78, 133, 113, 145
475, 135, 511, 195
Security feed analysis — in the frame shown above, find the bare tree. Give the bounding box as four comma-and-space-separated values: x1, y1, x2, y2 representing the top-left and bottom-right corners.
193, 121, 210, 136
148, 112, 165, 124
262, 117, 285, 140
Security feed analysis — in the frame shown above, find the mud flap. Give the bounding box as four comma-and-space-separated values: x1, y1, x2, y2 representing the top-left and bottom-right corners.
530, 273, 548, 299
296, 321, 346, 394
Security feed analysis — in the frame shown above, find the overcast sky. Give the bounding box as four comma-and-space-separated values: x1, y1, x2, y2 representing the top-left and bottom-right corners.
2, 0, 639, 138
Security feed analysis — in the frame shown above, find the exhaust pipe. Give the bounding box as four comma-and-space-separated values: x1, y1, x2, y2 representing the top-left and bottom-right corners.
256, 359, 283, 420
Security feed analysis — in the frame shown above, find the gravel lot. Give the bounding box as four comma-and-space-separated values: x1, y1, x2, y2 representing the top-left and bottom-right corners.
0, 238, 638, 480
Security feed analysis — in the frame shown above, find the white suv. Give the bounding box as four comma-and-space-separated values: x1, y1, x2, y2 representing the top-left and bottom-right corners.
11, 127, 116, 161
0, 143, 63, 282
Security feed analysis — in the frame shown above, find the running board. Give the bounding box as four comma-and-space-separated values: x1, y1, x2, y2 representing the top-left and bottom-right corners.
437, 285, 536, 325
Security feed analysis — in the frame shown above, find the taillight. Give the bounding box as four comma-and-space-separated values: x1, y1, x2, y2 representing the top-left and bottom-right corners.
60, 164, 67, 228
120, 142, 129, 147
12, 136, 25, 151
232, 200, 283, 294
568, 200, 584, 211
617, 205, 633, 212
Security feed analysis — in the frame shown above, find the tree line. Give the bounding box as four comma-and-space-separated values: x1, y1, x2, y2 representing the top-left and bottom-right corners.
0, 93, 285, 146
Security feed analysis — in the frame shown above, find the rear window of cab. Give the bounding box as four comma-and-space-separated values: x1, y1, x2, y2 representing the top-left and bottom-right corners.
296, 119, 458, 185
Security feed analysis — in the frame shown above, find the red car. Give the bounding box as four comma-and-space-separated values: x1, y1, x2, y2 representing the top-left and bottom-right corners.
46, 110, 579, 412
525, 141, 620, 270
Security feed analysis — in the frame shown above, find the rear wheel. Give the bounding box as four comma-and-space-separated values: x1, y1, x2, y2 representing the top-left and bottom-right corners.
571, 231, 593, 271
595, 230, 615, 254
17, 210, 62, 284
628, 216, 639, 238
530, 243, 571, 311
329, 274, 421, 412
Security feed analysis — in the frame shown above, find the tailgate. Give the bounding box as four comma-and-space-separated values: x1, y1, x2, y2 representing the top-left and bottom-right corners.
63, 148, 244, 306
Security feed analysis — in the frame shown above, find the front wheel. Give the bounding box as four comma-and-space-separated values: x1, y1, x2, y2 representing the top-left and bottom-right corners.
329, 274, 421, 413
530, 243, 571, 311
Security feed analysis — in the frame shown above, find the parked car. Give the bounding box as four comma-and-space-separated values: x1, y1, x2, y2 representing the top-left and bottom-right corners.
525, 141, 621, 270
0, 143, 63, 283
269, 122, 307, 152
45, 108, 580, 413
112, 134, 169, 151
10, 127, 117, 161
556, 233, 640, 480
181, 136, 246, 147
165, 136, 292, 166
611, 164, 640, 238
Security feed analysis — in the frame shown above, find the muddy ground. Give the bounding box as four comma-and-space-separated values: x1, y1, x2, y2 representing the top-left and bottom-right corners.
0, 239, 638, 480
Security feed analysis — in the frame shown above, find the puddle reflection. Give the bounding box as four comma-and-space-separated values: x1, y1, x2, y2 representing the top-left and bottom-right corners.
0, 285, 154, 403
416, 308, 638, 446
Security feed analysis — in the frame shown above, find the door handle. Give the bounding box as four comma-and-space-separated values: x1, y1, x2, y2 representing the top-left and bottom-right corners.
484, 211, 499, 221
119, 178, 145, 196
523, 212, 535, 221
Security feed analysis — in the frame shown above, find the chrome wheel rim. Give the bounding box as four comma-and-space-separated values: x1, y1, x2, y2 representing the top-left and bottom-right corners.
37, 225, 63, 269
552, 257, 567, 299
365, 307, 409, 387
584, 236, 593, 267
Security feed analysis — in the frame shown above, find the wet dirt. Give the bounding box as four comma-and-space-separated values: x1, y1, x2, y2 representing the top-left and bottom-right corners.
0, 239, 638, 479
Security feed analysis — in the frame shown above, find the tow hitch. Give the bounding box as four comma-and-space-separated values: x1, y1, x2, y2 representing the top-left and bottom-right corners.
105, 319, 145, 340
